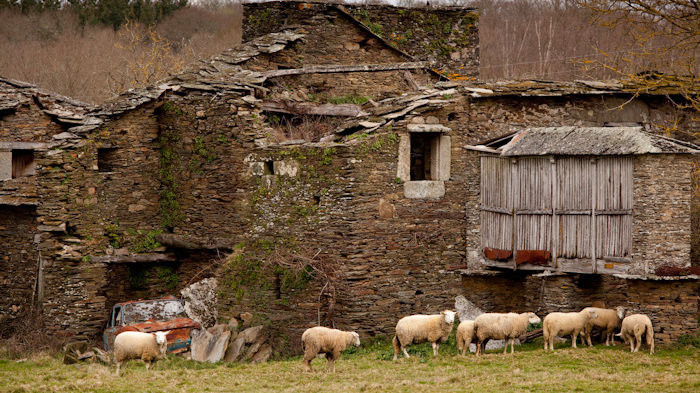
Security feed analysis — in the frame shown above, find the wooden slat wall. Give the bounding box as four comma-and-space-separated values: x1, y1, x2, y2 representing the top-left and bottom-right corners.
557, 157, 592, 258
480, 156, 513, 250
595, 157, 633, 257
515, 158, 551, 250
480, 155, 633, 266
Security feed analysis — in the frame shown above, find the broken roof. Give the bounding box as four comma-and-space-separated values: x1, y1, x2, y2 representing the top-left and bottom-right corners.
466, 127, 699, 156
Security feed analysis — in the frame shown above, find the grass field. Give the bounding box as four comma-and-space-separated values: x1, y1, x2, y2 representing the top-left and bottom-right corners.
1, 336, 698, 393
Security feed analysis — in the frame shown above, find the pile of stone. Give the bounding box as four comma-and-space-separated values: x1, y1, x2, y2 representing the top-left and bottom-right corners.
190, 312, 272, 364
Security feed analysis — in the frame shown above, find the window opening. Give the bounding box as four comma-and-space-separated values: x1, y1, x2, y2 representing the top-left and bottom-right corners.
410, 133, 439, 180
12, 150, 35, 178
98, 148, 118, 172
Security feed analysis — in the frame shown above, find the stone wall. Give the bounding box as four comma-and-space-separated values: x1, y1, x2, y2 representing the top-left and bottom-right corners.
243, 1, 480, 77
633, 154, 694, 274
460, 273, 699, 345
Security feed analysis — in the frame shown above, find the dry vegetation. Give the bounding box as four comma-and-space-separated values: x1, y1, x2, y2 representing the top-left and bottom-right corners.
0, 337, 698, 392
0, 2, 242, 103
2, 0, 696, 104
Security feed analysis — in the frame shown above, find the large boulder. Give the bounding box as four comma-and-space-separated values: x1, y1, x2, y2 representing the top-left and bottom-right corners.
190, 324, 231, 363
180, 278, 218, 329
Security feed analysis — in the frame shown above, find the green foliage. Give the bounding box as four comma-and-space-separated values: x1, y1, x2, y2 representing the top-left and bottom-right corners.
64, 0, 188, 29
320, 148, 336, 166
157, 265, 179, 289
676, 333, 700, 348
158, 123, 183, 230
128, 265, 149, 288
130, 229, 163, 253
193, 136, 217, 162
104, 221, 122, 248
393, 177, 402, 184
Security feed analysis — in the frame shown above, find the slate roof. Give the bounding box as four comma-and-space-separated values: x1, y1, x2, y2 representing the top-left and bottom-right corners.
467, 126, 699, 156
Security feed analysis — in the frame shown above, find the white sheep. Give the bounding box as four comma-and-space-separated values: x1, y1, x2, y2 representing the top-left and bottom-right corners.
392, 310, 456, 360
582, 306, 626, 346
616, 314, 654, 354
543, 310, 598, 350
113, 330, 170, 376
473, 312, 541, 355
301, 326, 360, 372
456, 320, 475, 356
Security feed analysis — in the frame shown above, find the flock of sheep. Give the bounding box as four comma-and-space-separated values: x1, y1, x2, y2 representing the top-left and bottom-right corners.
301, 306, 655, 372
109, 306, 655, 375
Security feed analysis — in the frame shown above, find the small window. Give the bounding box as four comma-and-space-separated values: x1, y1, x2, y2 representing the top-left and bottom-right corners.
98, 148, 118, 172
264, 160, 274, 175
12, 150, 35, 178
410, 133, 439, 180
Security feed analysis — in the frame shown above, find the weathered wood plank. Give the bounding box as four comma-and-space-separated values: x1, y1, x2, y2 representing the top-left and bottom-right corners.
91, 253, 177, 263
262, 62, 428, 78
262, 101, 369, 117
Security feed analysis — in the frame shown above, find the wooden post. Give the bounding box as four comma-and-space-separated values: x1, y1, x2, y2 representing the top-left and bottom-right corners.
551, 157, 558, 269
511, 158, 518, 270
591, 158, 597, 274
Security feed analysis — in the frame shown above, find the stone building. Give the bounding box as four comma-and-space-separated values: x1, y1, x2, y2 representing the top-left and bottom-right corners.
0, 1, 697, 351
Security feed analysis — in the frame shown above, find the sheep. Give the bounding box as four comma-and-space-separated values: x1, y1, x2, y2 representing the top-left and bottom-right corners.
392, 310, 456, 360
301, 326, 360, 372
616, 314, 654, 354
582, 306, 626, 346
456, 320, 475, 356
473, 312, 541, 355
113, 330, 170, 376
543, 310, 598, 350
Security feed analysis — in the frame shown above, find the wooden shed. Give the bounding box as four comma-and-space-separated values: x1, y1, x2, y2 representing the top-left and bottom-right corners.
465, 126, 699, 276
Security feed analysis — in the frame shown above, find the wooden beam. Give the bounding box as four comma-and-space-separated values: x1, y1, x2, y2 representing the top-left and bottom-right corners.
262, 62, 429, 78
91, 253, 176, 263
262, 101, 369, 117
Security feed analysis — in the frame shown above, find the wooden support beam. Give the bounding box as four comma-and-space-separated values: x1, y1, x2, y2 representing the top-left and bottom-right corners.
261, 62, 429, 78
91, 253, 177, 264
262, 101, 369, 117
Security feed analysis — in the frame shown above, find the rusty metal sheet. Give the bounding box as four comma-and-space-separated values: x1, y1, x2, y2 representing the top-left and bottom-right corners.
516, 250, 551, 266
484, 247, 512, 261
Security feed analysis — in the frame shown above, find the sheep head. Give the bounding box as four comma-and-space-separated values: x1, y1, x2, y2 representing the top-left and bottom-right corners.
441, 310, 456, 324
153, 330, 171, 355
350, 332, 360, 347
616, 306, 627, 320
525, 312, 541, 324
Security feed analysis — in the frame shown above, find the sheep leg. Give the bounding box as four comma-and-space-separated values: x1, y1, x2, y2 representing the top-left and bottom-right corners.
432, 342, 438, 356
402, 346, 410, 359
571, 332, 578, 348
115, 361, 122, 376
511, 338, 515, 354
303, 352, 314, 372
145, 360, 151, 371
503, 340, 507, 354
634, 334, 642, 353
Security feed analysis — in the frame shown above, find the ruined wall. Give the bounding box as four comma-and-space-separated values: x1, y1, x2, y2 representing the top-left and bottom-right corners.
243, 2, 480, 77
345, 4, 479, 77
243, 6, 436, 99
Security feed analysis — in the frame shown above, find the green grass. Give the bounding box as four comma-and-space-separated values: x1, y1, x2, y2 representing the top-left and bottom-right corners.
0, 337, 698, 392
